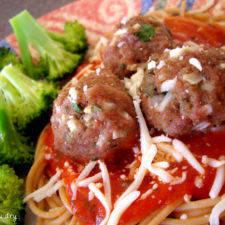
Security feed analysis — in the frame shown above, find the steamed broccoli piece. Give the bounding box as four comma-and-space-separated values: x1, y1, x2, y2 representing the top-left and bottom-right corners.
0, 64, 58, 137
0, 164, 24, 225
47, 20, 88, 53
0, 47, 21, 71
10, 10, 87, 81
0, 91, 34, 168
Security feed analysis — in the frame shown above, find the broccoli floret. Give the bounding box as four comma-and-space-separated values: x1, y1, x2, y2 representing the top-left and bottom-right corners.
0, 164, 24, 225
47, 20, 88, 53
0, 91, 34, 168
10, 10, 87, 81
0, 47, 21, 71
0, 64, 58, 138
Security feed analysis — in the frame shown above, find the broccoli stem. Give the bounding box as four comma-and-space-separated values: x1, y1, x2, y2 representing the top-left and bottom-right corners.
10, 10, 82, 80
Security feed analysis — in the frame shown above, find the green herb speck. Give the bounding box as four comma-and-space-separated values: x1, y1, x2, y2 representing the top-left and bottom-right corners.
134, 24, 155, 42
120, 64, 126, 69
93, 104, 102, 112
72, 103, 82, 112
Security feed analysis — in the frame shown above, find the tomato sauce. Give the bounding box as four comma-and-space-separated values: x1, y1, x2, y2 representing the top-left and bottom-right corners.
43, 126, 225, 225
164, 16, 225, 47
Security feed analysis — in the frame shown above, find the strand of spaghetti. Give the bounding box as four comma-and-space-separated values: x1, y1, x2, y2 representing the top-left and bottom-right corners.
186, 12, 210, 21
161, 214, 210, 225
59, 186, 73, 214
44, 211, 72, 225
209, 195, 225, 225
175, 196, 223, 212
33, 162, 47, 191
107, 191, 140, 225
46, 197, 60, 208
173, 206, 212, 218
68, 216, 79, 225
146, 199, 183, 225
180, 1, 186, 17
36, 175, 46, 225
51, 193, 63, 206
34, 125, 49, 160
139, 208, 161, 225
25, 152, 46, 195
28, 199, 67, 219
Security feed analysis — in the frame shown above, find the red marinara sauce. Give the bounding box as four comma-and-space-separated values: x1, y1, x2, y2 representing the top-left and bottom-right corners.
43, 126, 225, 225
164, 16, 225, 47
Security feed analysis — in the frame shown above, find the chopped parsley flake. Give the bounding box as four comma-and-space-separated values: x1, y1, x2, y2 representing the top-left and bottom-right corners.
93, 104, 102, 112
65, 106, 68, 111
165, 27, 173, 37
72, 103, 82, 112
134, 24, 155, 42
120, 64, 126, 69
161, 91, 168, 96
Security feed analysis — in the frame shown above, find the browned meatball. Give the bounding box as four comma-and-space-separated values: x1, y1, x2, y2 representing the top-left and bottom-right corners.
103, 15, 174, 78
141, 42, 225, 137
51, 67, 138, 162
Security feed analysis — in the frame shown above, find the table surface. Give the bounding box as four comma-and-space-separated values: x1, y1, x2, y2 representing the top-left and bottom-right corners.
0, 0, 76, 40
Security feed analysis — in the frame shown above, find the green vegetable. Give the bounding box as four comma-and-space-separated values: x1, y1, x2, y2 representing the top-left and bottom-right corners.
93, 104, 102, 112
134, 24, 155, 42
0, 63, 58, 138
10, 10, 87, 80
0, 47, 21, 71
0, 164, 24, 225
47, 20, 88, 53
161, 91, 168, 96
72, 103, 82, 112
120, 64, 126, 69
0, 91, 34, 168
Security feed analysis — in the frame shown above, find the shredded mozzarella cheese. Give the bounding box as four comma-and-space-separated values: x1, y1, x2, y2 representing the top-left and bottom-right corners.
161, 77, 177, 92
88, 183, 110, 225
24, 168, 63, 203
156, 92, 173, 112
189, 58, 202, 71
108, 191, 140, 225
78, 172, 102, 187
209, 158, 225, 199
173, 139, 205, 174
152, 135, 171, 143
98, 160, 112, 210
72, 161, 97, 200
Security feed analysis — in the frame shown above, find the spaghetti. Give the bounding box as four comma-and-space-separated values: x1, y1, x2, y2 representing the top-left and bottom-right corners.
25, 4, 225, 225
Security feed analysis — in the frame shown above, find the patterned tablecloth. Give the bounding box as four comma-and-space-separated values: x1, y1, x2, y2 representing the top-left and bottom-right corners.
1, 0, 224, 54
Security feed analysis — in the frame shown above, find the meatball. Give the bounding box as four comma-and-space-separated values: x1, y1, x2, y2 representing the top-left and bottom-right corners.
51, 66, 138, 162
103, 15, 174, 78
141, 42, 225, 137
